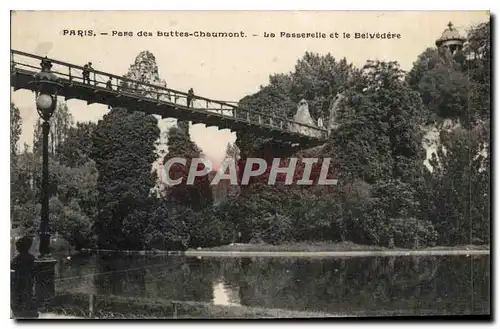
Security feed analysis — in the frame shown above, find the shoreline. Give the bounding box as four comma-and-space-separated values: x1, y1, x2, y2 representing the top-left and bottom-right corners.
183, 249, 490, 258
49, 292, 489, 319
50, 292, 339, 318
79, 244, 490, 258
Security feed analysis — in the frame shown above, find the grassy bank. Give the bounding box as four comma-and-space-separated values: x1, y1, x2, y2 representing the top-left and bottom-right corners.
78, 241, 490, 258
189, 241, 490, 252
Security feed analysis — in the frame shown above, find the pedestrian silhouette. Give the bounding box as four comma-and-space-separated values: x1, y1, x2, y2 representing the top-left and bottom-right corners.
11, 236, 38, 318
106, 77, 113, 90
187, 88, 194, 108
82, 63, 90, 84
106, 77, 114, 109
87, 62, 94, 85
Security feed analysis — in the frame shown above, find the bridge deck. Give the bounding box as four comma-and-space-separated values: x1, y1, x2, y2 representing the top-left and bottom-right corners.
10, 50, 327, 146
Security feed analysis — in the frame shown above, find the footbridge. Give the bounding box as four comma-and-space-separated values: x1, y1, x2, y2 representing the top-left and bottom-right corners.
10, 50, 328, 147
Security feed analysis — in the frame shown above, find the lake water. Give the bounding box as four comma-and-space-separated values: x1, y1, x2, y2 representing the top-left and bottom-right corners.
54, 254, 490, 316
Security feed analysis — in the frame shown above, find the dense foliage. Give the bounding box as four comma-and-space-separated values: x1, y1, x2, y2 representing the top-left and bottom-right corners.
11, 21, 490, 251
162, 126, 213, 211
11, 104, 98, 250
90, 108, 160, 250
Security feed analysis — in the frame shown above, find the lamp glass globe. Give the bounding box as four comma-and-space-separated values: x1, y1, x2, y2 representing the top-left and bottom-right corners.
36, 94, 53, 110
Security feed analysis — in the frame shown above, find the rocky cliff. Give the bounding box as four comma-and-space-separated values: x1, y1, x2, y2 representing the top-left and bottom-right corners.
327, 92, 345, 133
122, 51, 190, 135
122, 51, 169, 100
288, 99, 323, 138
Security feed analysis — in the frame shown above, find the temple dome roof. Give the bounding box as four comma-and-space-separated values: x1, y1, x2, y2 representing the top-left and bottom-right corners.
436, 22, 466, 47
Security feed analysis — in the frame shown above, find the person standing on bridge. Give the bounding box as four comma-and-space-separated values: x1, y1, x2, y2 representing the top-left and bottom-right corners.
82, 63, 90, 84
106, 77, 113, 109
106, 77, 113, 90
87, 62, 95, 85
187, 88, 194, 108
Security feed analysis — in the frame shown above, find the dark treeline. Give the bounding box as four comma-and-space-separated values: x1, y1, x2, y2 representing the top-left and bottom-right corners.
10, 21, 490, 251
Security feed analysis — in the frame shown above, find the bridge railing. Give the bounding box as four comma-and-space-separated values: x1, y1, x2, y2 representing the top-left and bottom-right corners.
11, 50, 328, 139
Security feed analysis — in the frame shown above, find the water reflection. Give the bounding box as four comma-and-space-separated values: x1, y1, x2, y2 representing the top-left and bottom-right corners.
212, 281, 241, 306
55, 255, 490, 316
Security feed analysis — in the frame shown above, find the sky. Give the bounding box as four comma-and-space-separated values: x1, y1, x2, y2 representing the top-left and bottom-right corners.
11, 10, 489, 166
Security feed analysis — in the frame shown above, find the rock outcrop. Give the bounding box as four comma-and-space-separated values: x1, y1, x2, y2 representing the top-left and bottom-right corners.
327, 92, 345, 133
121, 51, 170, 101
288, 99, 322, 138
122, 51, 189, 134
422, 119, 461, 171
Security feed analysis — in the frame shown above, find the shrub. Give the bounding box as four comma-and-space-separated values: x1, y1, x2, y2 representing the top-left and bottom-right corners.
187, 207, 235, 248
387, 217, 438, 248
256, 213, 294, 245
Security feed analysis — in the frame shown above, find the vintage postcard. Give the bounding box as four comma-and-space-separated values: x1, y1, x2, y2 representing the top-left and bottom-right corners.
10, 10, 491, 319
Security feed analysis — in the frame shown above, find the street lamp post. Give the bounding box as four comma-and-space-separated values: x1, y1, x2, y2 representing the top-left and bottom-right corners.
29, 56, 62, 309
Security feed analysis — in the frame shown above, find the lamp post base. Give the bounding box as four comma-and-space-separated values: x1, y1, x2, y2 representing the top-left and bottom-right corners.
34, 258, 57, 311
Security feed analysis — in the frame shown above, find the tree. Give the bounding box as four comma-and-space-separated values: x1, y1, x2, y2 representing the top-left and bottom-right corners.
424, 122, 490, 245
12, 102, 99, 245
33, 102, 74, 155
322, 60, 436, 247
210, 143, 241, 204
91, 108, 160, 249
144, 200, 189, 250
50, 198, 93, 249
57, 121, 97, 167
328, 60, 426, 185
11, 103, 24, 222
11, 148, 99, 248
411, 21, 491, 245
416, 63, 470, 122
11, 149, 37, 228
463, 21, 491, 124
232, 56, 435, 248
224, 142, 239, 161
290, 53, 355, 120
237, 52, 357, 157
54, 159, 99, 219
409, 21, 490, 128
407, 48, 443, 90
184, 205, 234, 248
50, 102, 74, 154
239, 73, 295, 121
10, 103, 22, 156
162, 126, 213, 211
